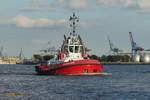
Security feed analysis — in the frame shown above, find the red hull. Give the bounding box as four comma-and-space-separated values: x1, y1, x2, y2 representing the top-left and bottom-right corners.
35, 59, 103, 75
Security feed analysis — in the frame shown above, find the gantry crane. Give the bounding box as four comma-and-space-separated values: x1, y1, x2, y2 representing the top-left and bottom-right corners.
107, 36, 122, 55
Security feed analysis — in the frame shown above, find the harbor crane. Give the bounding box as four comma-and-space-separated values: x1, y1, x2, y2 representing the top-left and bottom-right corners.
129, 32, 144, 55
107, 36, 123, 55
18, 48, 25, 59
129, 32, 150, 62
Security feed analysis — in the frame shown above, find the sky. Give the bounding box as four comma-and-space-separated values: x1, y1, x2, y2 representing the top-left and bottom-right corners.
1, 0, 150, 58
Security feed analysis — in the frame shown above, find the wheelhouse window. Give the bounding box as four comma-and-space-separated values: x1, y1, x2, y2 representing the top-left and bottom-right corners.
75, 46, 79, 53
69, 46, 74, 53
80, 46, 84, 53
64, 46, 68, 54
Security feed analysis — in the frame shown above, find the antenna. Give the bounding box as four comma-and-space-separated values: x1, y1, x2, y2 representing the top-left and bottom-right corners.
69, 12, 79, 35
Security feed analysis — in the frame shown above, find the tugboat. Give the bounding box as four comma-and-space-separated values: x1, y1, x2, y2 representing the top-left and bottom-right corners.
35, 13, 103, 75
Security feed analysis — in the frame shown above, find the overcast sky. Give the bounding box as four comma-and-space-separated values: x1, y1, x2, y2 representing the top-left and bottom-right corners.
1, 0, 150, 58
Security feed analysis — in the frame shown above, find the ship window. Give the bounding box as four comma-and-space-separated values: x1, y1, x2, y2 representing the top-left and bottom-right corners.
80, 46, 84, 53
64, 46, 68, 54
75, 46, 79, 53
83, 69, 88, 73
69, 46, 74, 53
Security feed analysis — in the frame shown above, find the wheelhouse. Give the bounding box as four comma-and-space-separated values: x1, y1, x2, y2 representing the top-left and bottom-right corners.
64, 45, 84, 54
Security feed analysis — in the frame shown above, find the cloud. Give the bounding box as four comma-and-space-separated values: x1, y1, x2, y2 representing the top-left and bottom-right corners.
19, 0, 150, 12
136, 0, 150, 12
20, 0, 48, 11
69, 0, 88, 9
121, 0, 137, 8
96, 0, 150, 12
0, 15, 94, 28
122, 0, 150, 12
56, 0, 88, 9
21, 0, 88, 11
96, 0, 120, 6
0, 15, 67, 28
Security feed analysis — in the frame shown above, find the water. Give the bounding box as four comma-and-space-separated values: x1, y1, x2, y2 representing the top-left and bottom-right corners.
0, 65, 150, 100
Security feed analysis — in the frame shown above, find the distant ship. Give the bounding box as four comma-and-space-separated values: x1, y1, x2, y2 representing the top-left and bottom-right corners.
35, 13, 103, 75
0, 47, 19, 64
33, 42, 56, 64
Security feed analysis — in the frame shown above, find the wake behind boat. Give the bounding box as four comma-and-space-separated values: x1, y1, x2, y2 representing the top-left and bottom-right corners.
35, 13, 103, 75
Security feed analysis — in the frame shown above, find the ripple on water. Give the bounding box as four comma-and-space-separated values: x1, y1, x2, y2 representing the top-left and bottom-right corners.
0, 65, 150, 100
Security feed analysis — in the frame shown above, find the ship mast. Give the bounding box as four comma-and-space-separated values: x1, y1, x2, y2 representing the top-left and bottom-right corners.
69, 12, 79, 36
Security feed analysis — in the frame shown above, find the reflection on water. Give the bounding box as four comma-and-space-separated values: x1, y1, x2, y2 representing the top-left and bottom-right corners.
0, 64, 150, 100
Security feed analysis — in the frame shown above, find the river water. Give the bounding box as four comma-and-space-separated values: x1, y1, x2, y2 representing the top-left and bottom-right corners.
0, 64, 150, 100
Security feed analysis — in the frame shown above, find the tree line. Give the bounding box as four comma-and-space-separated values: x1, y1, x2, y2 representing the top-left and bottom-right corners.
88, 55, 130, 62
33, 54, 131, 63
